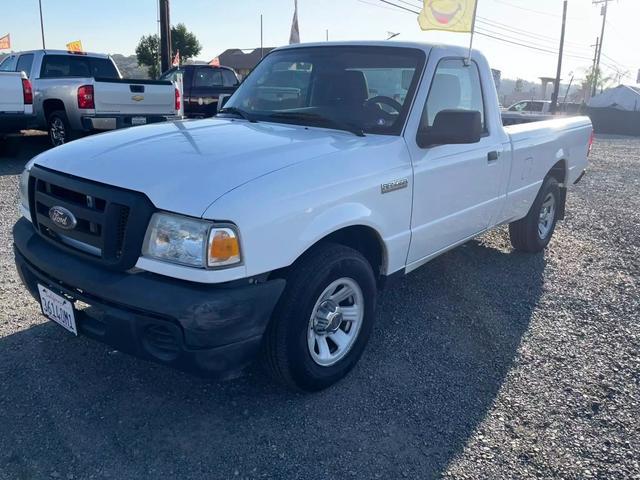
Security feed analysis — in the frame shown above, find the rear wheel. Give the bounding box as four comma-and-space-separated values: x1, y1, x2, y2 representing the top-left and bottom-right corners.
47, 110, 74, 147
509, 176, 561, 253
263, 243, 377, 391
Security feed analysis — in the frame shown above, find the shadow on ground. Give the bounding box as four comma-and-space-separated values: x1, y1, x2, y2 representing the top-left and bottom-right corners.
0, 235, 546, 479
0, 132, 49, 175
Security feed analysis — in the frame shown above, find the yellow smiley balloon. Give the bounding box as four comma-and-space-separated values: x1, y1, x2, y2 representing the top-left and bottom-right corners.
418, 0, 476, 32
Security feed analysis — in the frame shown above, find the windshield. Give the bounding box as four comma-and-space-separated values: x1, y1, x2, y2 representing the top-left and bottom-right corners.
222, 46, 426, 135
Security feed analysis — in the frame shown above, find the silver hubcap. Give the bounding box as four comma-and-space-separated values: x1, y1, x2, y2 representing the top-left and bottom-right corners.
308, 278, 364, 367
50, 118, 66, 146
538, 193, 556, 239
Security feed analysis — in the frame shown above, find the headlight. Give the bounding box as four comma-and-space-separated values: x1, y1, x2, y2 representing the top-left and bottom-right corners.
142, 212, 242, 269
19, 160, 35, 215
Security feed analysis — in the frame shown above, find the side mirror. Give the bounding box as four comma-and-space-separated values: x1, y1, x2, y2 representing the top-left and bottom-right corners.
418, 109, 482, 148
219, 94, 232, 109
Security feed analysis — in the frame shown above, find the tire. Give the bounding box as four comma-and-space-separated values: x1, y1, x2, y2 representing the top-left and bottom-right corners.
47, 110, 74, 147
263, 243, 377, 392
509, 176, 561, 253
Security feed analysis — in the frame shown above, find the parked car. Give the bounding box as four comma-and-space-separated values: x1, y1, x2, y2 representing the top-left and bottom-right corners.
0, 71, 35, 134
0, 50, 178, 146
13, 42, 592, 391
160, 64, 240, 118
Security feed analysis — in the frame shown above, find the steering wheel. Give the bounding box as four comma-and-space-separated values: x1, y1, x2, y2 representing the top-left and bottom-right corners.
364, 96, 403, 114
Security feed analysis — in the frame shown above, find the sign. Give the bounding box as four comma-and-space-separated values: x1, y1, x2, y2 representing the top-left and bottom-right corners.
418, 0, 478, 33
0, 34, 10, 50
66, 40, 83, 53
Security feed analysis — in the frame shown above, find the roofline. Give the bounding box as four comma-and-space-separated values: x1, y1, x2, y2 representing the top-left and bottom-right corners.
5, 49, 111, 58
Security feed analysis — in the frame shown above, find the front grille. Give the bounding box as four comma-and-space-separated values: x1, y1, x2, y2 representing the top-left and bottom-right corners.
29, 166, 155, 270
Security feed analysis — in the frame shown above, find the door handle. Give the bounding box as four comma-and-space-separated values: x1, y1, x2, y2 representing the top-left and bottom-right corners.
488, 151, 500, 162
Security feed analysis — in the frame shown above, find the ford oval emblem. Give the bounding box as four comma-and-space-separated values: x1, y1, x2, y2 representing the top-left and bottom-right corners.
49, 206, 77, 230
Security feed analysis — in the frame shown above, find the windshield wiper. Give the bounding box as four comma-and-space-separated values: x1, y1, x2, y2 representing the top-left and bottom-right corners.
218, 107, 257, 123
268, 112, 365, 137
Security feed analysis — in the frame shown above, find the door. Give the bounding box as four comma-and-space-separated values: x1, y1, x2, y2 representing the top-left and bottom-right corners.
406, 58, 506, 266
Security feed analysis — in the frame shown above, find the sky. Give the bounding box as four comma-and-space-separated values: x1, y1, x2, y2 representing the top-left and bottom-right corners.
1, 0, 638, 83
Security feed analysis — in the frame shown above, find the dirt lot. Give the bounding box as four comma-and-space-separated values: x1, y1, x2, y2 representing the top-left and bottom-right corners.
0, 133, 638, 480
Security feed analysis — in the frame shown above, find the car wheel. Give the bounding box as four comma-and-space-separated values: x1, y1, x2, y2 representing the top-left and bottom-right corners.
509, 176, 561, 253
263, 243, 377, 392
48, 110, 73, 147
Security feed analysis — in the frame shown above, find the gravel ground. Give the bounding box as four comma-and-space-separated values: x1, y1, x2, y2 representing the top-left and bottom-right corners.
0, 133, 638, 480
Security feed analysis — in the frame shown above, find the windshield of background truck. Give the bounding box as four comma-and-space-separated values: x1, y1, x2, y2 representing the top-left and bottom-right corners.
223, 46, 426, 135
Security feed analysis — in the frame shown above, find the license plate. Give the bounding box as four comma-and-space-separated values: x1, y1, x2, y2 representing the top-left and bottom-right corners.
38, 284, 77, 335
131, 116, 147, 126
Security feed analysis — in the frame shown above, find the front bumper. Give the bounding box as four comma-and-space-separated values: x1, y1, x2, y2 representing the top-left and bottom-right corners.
81, 114, 174, 131
13, 218, 285, 378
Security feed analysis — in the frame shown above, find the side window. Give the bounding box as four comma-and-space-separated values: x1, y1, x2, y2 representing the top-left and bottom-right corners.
222, 69, 239, 87
421, 58, 485, 130
193, 68, 223, 88
0, 55, 17, 72
16, 54, 34, 78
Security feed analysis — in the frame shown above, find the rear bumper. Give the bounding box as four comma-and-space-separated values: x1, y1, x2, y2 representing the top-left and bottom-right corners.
81, 114, 174, 131
13, 217, 285, 378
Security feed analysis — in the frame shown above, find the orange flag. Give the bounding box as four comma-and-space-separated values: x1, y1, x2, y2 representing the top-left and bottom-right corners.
0, 34, 10, 50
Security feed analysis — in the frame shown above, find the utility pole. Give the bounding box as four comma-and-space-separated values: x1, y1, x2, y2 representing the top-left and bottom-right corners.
260, 15, 264, 58
592, 0, 612, 97
590, 37, 599, 100
38, 0, 46, 49
550, 0, 568, 114
326, 29, 329, 41
159, 0, 171, 75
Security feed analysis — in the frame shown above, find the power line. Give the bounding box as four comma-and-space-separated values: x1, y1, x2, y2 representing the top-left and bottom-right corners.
476, 16, 589, 50
378, 0, 419, 14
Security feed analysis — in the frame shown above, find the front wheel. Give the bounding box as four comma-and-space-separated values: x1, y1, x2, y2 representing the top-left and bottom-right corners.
509, 176, 561, 253
263, 243, 377, 392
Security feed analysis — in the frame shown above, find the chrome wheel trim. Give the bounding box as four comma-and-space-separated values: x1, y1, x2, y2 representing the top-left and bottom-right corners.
307, 277, 364, 367
50, 118, 66, 146
538, 193, 556, 240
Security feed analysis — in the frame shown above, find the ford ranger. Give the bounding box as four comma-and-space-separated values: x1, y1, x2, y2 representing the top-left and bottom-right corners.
1, 50, 178, 147
13, 42, 592, 391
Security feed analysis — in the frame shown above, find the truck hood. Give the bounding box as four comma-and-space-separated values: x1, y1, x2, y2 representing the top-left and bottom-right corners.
33, 118, 371, 217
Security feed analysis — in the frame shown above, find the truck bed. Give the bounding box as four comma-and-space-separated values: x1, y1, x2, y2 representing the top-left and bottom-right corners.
502, 116, 592, 223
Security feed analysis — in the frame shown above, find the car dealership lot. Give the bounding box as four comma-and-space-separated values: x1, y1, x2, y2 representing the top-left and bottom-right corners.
0, 134, 638, 479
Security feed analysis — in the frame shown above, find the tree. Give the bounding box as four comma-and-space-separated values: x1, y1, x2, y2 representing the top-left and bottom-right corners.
171, 23, 201, 63
514, 78, 524, 93
135, 23, 202, 79
135, 34, 160, 79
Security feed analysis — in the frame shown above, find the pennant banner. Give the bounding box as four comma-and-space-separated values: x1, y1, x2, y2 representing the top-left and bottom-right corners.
418, 0, 478, 33
0, 34, 10, 50
66, 40, 83, 52
289, 0, 300, 44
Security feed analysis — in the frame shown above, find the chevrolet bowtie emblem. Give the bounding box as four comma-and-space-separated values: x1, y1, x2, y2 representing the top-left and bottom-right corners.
131, 95, 144, 102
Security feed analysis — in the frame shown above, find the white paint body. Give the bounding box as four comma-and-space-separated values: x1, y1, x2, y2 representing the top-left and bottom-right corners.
0, 71, 32, 114
29, 42, 592, 284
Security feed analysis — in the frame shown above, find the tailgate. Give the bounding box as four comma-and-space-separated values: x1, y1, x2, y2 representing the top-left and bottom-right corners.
93, 79, 175, 116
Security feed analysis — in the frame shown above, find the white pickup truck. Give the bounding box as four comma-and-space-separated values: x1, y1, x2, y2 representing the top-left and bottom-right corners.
0, 50, 178, 146
14, 42, 592, 391
0, 71, 35, 134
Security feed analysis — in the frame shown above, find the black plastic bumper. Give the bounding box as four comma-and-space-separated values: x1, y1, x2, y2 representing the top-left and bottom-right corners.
13, 218, 285, 378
